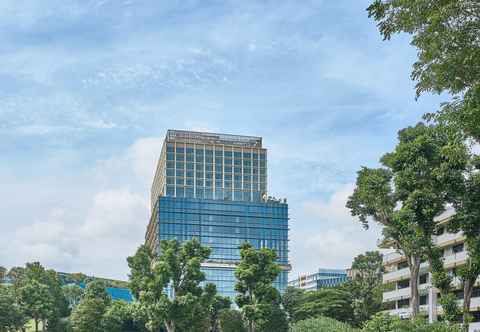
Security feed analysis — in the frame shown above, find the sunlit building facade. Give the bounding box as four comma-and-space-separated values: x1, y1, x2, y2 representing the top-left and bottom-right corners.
382, 210, 480, 332
289, 269, 349, 291
146, 130, 289, 299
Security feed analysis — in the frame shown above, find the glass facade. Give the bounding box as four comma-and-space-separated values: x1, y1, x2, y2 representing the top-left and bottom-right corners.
153, 196, 289, 298
164, 142, 267, 202
147, 130, 289, 300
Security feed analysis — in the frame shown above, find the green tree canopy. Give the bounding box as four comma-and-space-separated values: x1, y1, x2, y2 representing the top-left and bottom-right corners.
70, 281, 112, 332
293, 288, 354, 324
442, 146, 480, 328
234, 242, 282, 332
63, 284, 84, 309
201, 283, 231, 332
218, 309, 247, 332
367, 0, 480, 140
282, 286, 306, 324
18, 280, 55, 332
127, 239, 212, 332
347, 251, 384, 326
347, 123, 467, 317
0, 285, 27, 332
14, 262, 68, 332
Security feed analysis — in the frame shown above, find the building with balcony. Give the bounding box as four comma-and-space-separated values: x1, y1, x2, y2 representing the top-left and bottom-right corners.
289, 269, 349, 291
381, 209, 480, 331
145, 130, 290, 299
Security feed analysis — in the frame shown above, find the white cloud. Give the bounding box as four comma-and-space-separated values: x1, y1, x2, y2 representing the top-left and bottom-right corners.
0, 137, 161, 280
3, 188, 148, 280
289, 184, 382, 278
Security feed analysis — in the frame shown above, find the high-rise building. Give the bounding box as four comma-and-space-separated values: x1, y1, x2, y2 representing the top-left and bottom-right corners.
145, 130, 289, 298
382, 209, 480, 332
289, 269, 349, 291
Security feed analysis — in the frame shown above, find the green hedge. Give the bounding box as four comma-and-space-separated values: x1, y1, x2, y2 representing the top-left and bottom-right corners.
290, 316, 359, 332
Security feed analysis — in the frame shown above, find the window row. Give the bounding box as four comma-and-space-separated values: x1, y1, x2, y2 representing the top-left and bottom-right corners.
166, 146, 266, 159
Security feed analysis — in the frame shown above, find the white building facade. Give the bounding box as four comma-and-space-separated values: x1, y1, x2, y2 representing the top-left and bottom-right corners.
382, 211, 480, 331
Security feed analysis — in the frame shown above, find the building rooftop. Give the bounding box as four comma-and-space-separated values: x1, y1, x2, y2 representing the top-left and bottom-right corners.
166, 129, 263, 148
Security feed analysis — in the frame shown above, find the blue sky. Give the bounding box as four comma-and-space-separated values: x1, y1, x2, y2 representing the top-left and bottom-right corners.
0, 0, 446, 280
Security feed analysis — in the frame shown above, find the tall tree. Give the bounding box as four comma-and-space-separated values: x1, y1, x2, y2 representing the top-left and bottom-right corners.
63, 284, 84, 309
218, 309, 247, 332
15, 263, 69, 331
201, 283, 231, 332
367, 0, 480, 140
282, 286, 305, 324
444, 147, 480, 329
70, 281, 111, 332
17, 280, 54, 332
234, 242, 282, 332
0, 285, 27, 332
348, 251, 384, 326
127, 239, 211, 332
347, 123, 464, 318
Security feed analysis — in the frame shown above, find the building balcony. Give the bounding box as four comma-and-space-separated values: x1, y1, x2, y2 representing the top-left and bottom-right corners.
383, 251, 404, 265
383, 262, 429, 284
383, 305, 428, 319
383, 284, 430, 302
443, 251, 468, 269
433, 231, 464, 247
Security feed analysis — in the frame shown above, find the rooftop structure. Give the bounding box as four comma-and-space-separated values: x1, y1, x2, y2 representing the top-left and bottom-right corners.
150, 129, 268, 211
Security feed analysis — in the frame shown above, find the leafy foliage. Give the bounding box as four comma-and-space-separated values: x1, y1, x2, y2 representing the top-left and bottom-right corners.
127, 239, 214, 332
14, 262, 69, 332
367, 0, 480, 140
347, 123, 467, 317
201, 283, 231, 332
347, 251, 384, 326
290, 316, 359, 332
362, 313, 462, 332
234, 242, 282, 332
218, 309, 247, 332
0, 285, 27, 332
70, 281, 111, 332
63, 284, 84, 310
294, 288, 354, 324
282, 286, 305, 324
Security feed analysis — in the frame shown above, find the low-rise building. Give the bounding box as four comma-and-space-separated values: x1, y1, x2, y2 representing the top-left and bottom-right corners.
289, 268, 349, 291
382, 209, 480, 331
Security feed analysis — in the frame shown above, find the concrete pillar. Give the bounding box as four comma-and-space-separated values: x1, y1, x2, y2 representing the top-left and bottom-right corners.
428, 281, 438, 323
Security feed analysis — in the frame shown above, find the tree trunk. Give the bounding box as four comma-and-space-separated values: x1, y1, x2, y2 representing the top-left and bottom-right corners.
165, 321, 175, 332
464, 277, 475, 331
409, 255, 421, 318
248, 321, 255, 332
35, 318, 39, 332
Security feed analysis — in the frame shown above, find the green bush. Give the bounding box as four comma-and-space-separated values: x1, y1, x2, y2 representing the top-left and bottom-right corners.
290, 316, 359, 332
362, 313, 462, 332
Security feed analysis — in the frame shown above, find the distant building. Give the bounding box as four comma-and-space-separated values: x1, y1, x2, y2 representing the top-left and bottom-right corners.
289, 269, 349, 291
58, 272, 133, 302
145, 130, 290, 298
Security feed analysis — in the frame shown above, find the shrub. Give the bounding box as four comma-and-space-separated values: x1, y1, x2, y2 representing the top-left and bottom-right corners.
362, 313, 462, 332
290, 316, 359, 332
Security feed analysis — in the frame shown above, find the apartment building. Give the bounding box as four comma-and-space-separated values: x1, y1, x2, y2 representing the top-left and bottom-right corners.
382, 210, 480, 331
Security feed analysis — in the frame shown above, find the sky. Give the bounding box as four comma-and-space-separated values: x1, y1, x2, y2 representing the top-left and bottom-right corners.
0, 0, 448, 281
